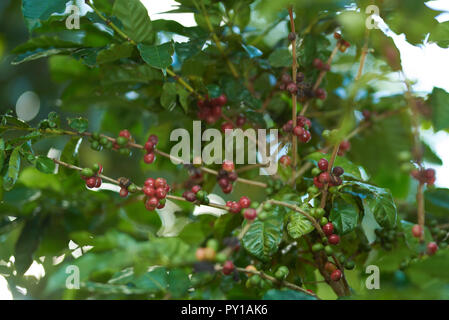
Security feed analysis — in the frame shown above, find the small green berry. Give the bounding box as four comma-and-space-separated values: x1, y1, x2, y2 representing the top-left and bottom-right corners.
312, 243, 324, 252
311, 168, 321, 176
345, 260, 355, 270
81, 168, 94, 178
116, 136, 128, 146
250, 201, 260, 209
92, 132, 100, 140
99, 137, 108, 146
324, 245, 333, 256
320, 217, 328, 226
128, 184, 138, 193
207, 239, 219, 251
263, 202, 273, 211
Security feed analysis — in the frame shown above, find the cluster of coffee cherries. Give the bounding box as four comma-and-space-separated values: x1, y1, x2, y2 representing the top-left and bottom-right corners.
142, 177, 169, 211
278, 73, 315, 101
197, 94, 227, 124
324, 261, 344, 282
374, 226, 400, 251
195, 239, 227, 263
182, 185, 210, 205
221, 114, 246, 133
266, 178, 284, 195
333, 32, 351, 53
89, 132, 113, 152
226, 196, 257, 221
312, 158, 344, 189
217, 161, 238, 194
143, 134, 159, 164
80, 164, 103, 189
282, 115, 313, 143
412, 220, 446, 255
411, 168, 436, 186
244, 265, 272, 290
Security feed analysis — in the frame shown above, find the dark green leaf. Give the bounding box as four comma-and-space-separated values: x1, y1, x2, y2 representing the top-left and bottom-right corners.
425, 188, 449, 217
429, 87, 449, 131
329, 194, 359, 235
112, 0, 154, 44
138, 42, 175, 74
67, 117, 88, 133
3, 147, 21, 191
287, 211, 314, 239
35, 156, 56, 174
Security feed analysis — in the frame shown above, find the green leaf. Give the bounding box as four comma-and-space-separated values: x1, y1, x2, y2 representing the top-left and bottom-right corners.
429, 21, 449, 48
242, 206, 284, 262
345, 181, 398, 228
268, 48, 292, 68
160, 82, 178, 110
425, 188, 449, 217
138, 42, 175, 74
22, 0, 69, 31
329, 194, 360, 235
96, 43, 134, 64
35, 156, 56, 174
3, 147, 21, 191
112, 0, 154, 44
12, 48, 75, 65
67, 117, 88, 133
0, 139, 5, 173
429, 87, 449, 131
287, 211, 314, 239
15, 216, 45, 275
263, 289, 317, 300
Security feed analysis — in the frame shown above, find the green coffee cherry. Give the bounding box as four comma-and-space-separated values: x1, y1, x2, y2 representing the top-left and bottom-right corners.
263, 202, 273, 211
307, 186, 319, 195
312, 243, 324, 252
216, 252, 227, 263
128, 184, 138, 193
81, 168, 94, 178
315, 208, 325, 218
92, 132, 100, 140
99, 137, 108, 146
320, 217, 328, 226
250, 201, 260, 209
258, 211, 269, 220
91, 140, 100, 150
324, 245, 333, 256
398, 151, 411, 162
207, 239, 219, 251
92, 163, 100, 172
311, 168, 321, 176
119, 148, 130, 156
116, 136, 128, 146
345, 260, 355, 270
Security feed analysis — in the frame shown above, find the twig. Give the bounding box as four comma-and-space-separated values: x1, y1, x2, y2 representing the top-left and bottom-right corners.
288, 7, 298, 179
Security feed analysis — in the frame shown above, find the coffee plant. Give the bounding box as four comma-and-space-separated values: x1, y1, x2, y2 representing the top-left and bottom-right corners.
1, 0, 449, 300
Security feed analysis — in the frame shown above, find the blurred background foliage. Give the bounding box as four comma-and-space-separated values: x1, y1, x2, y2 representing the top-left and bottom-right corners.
1, 0, 449, 300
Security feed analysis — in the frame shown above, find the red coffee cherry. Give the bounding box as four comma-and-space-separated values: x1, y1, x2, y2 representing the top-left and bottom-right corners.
412, 224, 423, 238
286, 82, 298, 95
156, 187, 167, 199
328, 234, 340, 245
222, 260, 235, 275
330, 269, 342, 281
144, 178, 155, 188
315, 88, 327, 100
191, 185, 201, 194
325, 261, 337, 273
144, 141, 154, 153
183, 191, 197, 202
280, 155, 292, 166
332, 166, 344, 177
319, 172, 331, 184
296, 116, 312, 128
148, 197, 159, 208
222, 183, 233, 194
94, 177, 102, 188
218, 178, 230, 188
217, 94, 227, 106
155, 178, 167, 188
228, 171, 238, 182
323, 223, 334, 236
318, 158, 329, 171
313, 58, 324, 69
119, 130, 131, 139
222, 160, 235, 172
299, 130, 311, 143
221, 122, 233, 132
143, 186, 155, 197
86, 177, 96, 189
148, 134, 159, 145
229, 202, 242, 214
293, 126, 305, 137
314, 176, 324, 189
427, 242, 438, 256
281, 73, 292, 84
236, 115, 246, 127
119, 188, 129, 198
244, 208, 257, 221
239, 196, 251, 209
144, 153, 155, 164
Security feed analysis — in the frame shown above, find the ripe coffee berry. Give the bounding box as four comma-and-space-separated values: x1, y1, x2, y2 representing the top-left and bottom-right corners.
191, 185, 201, 194
119, 129, 131, 139
216, 94, 227, 106
218, 177, 229, 188
183, 191, 197, 202
281, 73, 292, 84
318, 158, 329, 171
239, 196, 251, 209
293, 126, 305, 137
315, 88, 327, 100
236, 115, 246, 127
86, 177, 97, 188
119, 188, 129, 198
280, 155, 292, 166
328, 234, 340, 245
228, 171, 238, 181
330, 269, 342, 281
332, 166, 344, 176
325, 261, 337, 273
319, 172, 331, 184
314, 176, 324, 189
221, 122, 233, 132
296, 116, 311, 128
298, 130, 311, 143
222, 260, 235, 275
156, 187, 167, 199
144, 141, 154, 152
144, 153, 155, 164
412, 224, 423, 238
427, 242, 438, 256
222, 160, 235, 172
244, 208, 257, 221
323, 223, 334, 236
229, 202, 242, 214
155, 178, 167, 188
144, 178, 155, 187
143, 186, 155, 197
286, 82, 298, 94
313, 58, 323, 69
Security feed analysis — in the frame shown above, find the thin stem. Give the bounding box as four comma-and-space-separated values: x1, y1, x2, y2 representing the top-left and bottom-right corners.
288, 7, 298, 180
215, 266, 320, 299
320, 143, 339, 209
